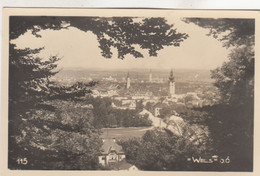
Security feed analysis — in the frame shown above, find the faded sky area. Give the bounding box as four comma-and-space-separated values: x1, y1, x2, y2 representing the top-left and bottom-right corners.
11, 17, 229, 70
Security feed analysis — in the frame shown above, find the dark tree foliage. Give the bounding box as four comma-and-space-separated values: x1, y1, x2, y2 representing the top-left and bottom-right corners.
183, 18, 254, 48
83, 96, 152, 128
184, 18, 254, 105
8, 43, 59, 169
117, 138, 142, 165
9, 44, 60, 138
135, 100, 144, 113
10, 16, 188, 59
8, 43, 95, 137
49, 81, 98, 100
184, 18, 254, 171
9, 44, 59, 107
9, 100, 102, 170
202, 104, 253, 171
120, 128, 212, 171
211, 46, 254, 105
8, 44, 100, 169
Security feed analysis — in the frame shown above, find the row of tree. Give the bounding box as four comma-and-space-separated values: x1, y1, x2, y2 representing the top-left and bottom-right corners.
83, 96, 152, 128
119, 127, 213, 171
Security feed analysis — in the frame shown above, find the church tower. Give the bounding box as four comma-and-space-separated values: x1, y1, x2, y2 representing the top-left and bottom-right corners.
126, 72, 131, 89
149, 69, 152, 82
169, 69, 175, 97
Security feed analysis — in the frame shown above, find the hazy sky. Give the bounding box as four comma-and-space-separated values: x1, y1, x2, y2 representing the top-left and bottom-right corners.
11, 17, 229, 70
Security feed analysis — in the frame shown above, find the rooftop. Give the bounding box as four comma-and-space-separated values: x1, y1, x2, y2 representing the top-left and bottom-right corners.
100, 138, 125, 155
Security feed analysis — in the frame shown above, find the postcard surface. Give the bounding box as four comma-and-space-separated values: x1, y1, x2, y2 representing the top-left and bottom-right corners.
1, 8, 259, 176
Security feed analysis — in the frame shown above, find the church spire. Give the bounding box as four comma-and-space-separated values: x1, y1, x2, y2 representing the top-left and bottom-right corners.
149, 69, 152, 82
169, 69, 175, 97
126, 72, 130, 89
169, 69, 174, 82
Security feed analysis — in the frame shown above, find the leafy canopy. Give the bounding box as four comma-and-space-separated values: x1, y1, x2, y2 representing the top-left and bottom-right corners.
10, 16, 188, 59
184, 18, 254, 171
184, 18, 254, 105
183, 18, 254, 48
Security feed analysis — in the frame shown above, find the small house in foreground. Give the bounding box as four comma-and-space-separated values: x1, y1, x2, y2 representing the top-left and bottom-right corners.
98, 138, 126, 166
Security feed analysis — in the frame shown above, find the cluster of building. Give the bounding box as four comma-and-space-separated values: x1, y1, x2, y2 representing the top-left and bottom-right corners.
91, 69, 216, 109
92, 69, 217, 169
97, 104, 187, 169
97, 70, 180, 169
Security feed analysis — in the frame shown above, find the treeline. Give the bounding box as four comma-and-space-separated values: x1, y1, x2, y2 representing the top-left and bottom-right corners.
83, 96, 152, 128
118, 127, 213, 171
118, 101, 253, 171
9, 100, 103, 170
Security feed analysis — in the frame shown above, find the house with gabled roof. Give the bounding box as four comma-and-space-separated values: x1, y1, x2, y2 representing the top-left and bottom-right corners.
98, 138, 126, 166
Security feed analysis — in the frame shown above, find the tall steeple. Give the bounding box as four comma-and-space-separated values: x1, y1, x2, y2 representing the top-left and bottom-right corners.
126, 72, 130, 89
149, 69, 152, 82
169, 69, 175, 97
169, 69, 174, 82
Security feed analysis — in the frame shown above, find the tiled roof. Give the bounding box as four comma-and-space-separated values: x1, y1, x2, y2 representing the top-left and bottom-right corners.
100, 138, 125, 155
154, 102, 166, 108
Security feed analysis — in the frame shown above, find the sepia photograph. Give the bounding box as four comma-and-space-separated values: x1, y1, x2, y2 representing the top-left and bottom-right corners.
1, 8, 258, 175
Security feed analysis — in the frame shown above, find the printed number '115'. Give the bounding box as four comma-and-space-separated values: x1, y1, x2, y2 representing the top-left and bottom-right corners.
17, 158, 28, 165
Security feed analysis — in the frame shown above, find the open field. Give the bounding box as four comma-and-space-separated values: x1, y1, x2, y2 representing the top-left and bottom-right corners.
101, 127, 153, 139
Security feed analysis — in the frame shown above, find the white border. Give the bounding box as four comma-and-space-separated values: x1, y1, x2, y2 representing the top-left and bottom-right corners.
0, 0, 260, 176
